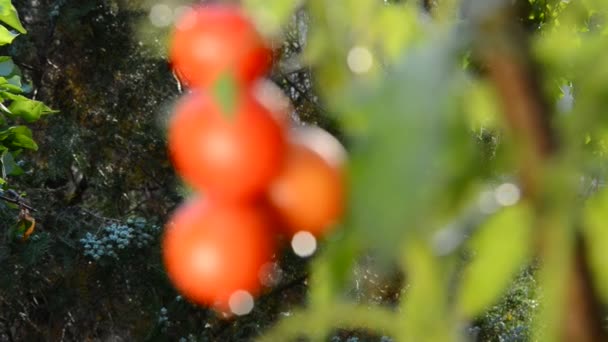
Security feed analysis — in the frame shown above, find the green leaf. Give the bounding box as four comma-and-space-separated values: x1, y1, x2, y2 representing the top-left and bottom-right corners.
0, 0, 26, 33
458, 202, 533, 317
0, 125, 22, 139
0, 125, 37, 150
0, 111, 6, 125
0, 24, 17, 46
373, 4, 421, 62
309, 229, 359, 309
211, 73, 237, 118
7, 96, 58, 122
5, 125, 31, 137
1, 84, 22, 94
6, 74, 21, 87
20, 81, 32, 93
11, 131, 37, 150
0, 56, 15, 76
1, 150, 22, 177
399, 242, 453, 341
464, 79, 502, 131
0, 78, 21, 93
342, 35, 473, 259
243, 0, 300, 37
582, 187, 608, 303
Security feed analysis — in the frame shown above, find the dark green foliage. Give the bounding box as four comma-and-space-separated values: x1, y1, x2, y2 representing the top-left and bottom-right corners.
0, 1, 315, 340
473, 267, 539, 341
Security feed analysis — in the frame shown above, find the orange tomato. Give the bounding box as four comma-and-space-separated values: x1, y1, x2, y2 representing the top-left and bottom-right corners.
267, 143, 344, 237
168, 91, 285, 201
162, 197, 275, 311
170, 4, 272, 89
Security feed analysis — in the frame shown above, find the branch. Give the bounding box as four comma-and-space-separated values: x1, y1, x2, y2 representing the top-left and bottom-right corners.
276, 71, 328, 115
0, 190, 36, 212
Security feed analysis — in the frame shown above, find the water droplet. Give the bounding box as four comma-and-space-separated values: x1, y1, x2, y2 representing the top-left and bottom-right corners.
291, 231, 317, 257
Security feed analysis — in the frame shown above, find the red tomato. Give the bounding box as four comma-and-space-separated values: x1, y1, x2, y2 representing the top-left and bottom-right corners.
162, 197, 275, 311
267, 143, 344, 237
168, 91, 285, 201
170, 4, 272, 89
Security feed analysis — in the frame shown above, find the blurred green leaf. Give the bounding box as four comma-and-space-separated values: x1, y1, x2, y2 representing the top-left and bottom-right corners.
464, 79, 502, 131
373, 4, 420, 62
341, 34, 471, 258
7, 95, 58, 122
11, 131, 37, 150
0, 0, 26, 33
243, 0, 300, 37
458, 202, 533, 317
0, 56, 15, 76
399, 242, 453, 342
309, 229, 359, 308
1, 150, 22, 177
0, 24, 17, 45
0, 126, 20, 140
19, 81, 32, 94
0, 124, 31, 138
0, 125, 37, 150
532, 210, 573, 342
582, 187, 608, 303
259, 303, 399, 342
0, 76, 21, 93
6, 74, 21, 86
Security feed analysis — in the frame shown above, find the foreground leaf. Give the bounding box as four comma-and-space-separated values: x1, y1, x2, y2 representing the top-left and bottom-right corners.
458, 202, 533, 317
0, 24, 17, 45
582, 187, 608, 303
0, 0, 26, 33
7, 96, 58, 122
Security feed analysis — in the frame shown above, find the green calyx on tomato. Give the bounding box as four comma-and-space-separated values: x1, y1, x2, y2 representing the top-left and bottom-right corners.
212, 72, 238, 119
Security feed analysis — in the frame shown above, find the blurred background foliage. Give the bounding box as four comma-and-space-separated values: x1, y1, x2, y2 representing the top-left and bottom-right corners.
1, 0, 608, 341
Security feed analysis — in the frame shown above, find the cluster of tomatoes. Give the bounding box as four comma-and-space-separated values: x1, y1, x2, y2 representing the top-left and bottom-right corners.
161, 4, 346, 315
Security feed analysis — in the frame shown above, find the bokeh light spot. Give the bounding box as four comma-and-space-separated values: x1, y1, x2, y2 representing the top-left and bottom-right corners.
228, 290, 254, 316
495, 183, 521, 206
149, 4, 173, 28
291, 231, 317, 257
347, 46, 373, 74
